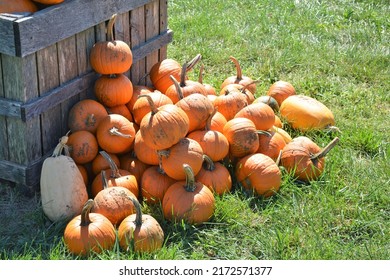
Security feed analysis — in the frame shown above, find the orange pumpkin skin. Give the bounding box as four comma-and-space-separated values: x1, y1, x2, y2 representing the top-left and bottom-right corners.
280, 95, 335, 131
96, 114, 136, 154
267, 80, 296, 106
107, 104, 134, 122
139, 99, 189, 150
32, 0, 64, 4
236, 153, 282, 197
162, 165, 215, 225
223, 117, 259, 158
149, 59, 182, 94
280, 136, 340, 181
141, 165, 177, 204
133, 131, 159, 165
64, 200, 116, 256
235, 102, 276, 131
67, 130, 99, 164
92, 152, 120, 176
119, 153, 149, 186
209, 110, 227, 133
126, 85, 154, 112
165, 79, 207, 104
160, 138, 204, 180
68, 99, 108, 134
0, 0, 38, 13
214, 87, 248, 121
257, 131, 286, 161
94, 74, 133, 107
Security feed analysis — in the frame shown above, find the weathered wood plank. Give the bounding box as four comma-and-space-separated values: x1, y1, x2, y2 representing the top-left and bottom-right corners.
145, 0, 160, 87
114, 12, 131, 78
130, 6, 146, 85
0, 15, 19, 56
0, 54, 9, 160
159, 0, 168, 61
1, 0, 156, 57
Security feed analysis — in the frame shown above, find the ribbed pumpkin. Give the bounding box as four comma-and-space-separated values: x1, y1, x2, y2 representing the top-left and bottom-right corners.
256, 131, 286, 161
132, 90, 173, 125
236, 153, 282, 197
160, 138, 204, 180
106, 104, 134, 122
235, 102, 276, 131
40, 135, 88, 222
126, 85, 153, 112
280, 95, 336, 131
96, 114, 136, 154
94, 73, 133, 107
119, 152, 149, 186
63, 199, 116, 256
209, 110, 227, 133
281, 136, 339, 181
138, 95, 189, 150
67, 130, 99, 164
195, 155, 232, 195
92, 171, 138, 226
162, 164, 215, 225
267, 80, 296, 106
174, 77, 214, 133
270, 126, 292, 144
141, 163, 177, 204
89, 14, 132, 74
220, 56, 256, 94
198, 64, 217, 96
187, 109, 229, 162
0, 0, 38, 13
118, 197, 164, 253
91, 151, 138, 198
223, 117, 259, 158
165, 66, 207, 104
68, 99, 108, 134
133, 130, 160, 165
221, 83, 255, 105
213, 87, 248, 121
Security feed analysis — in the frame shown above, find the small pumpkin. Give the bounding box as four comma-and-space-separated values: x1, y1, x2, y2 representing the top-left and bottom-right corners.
236, 153, 282, 197
91, 152, 120, 176
0, 0, 38, 13
253, 95, 280, 113
195, 155, 232, 195
270, 126, 292, 144
234, 102, 276, 131
92, 171, 138, 226
220, 56, 256, 94
107, 104, 134, 122
67, 99, 108, 134
94, 73, 133, 107
67, 130, 99, 164
280, 136, 339, 181
119, 152, 149, 186
279, 95, 336, 131
213, 87, 248, 121
118, 197, 164, 253
89, 14, 133, 74
40, 135, 88, 222
162, 164, 215, 225
96, 114, 136, 154
133, 130, 160, 165
138, 94, 189, 150
126, 85, 154, 112
256, 131, 286, 162
267, 80, 296, 106
63, 199, 116, 256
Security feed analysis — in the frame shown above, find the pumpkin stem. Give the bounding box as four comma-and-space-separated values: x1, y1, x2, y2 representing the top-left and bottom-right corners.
101, 170, 109, 189
180, 63, 188, 87
169, 75, 184, 100
256, 130, 273, 137
186, 53, 202, 72
310, 137, 340, 162
157, 153, 166, 175
241, 80, 259, 92
129, 197, 143, 227
109, 127, 132, 138
80, 199, 94, 226
198, 64, 205, 84
229, 56, 242, 80
100, 150, 121, 178
275, 150, 283, 166
106, 14, 117, 41
138, 94, 158, 115
183, 164, 197, 192
202, 155, 215, 171
52, 132, 71, 157
205, 108, 217, 131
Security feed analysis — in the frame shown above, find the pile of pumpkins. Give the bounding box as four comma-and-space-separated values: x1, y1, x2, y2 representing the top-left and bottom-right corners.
0, 0, 64, 14
39, 14, 339, 256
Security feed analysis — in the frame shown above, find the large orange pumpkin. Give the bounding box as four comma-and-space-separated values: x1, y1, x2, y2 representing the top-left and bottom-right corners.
0, 0, 38, 13
94, 73, 133, 107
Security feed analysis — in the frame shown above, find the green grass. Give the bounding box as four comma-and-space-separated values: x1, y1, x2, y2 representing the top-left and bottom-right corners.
1, 0, 389, 260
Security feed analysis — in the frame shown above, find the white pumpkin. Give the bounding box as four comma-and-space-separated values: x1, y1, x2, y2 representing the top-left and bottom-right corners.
40, 134, 88, 222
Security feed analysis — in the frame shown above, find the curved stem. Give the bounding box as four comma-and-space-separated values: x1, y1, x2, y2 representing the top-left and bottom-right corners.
52, 131, 71, 157
80, 199, 94, 226
107, 14, 117, 41
138, 94, 158, 115
169, 75, 184, 100
100, 150, 121, 178
101, 170, 109, 189
241, 80, 259, 92
180, 63, 188, 87
205, 108, 217, 131
183, 164, 196, 192
229, 56, 242, 80
186, 53, 202, 72
256, 130, 272, 137
310, 137, 340, 162
198, 64, 204, 84
129, 197, 142, 227
202, 155, 215, 171
109, 127, 132, 138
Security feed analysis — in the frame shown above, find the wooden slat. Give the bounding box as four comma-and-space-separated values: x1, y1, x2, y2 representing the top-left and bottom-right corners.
0, 0, 156, 57
0, 54, 9, 160
145, 0, 160, 87
159, 0, 168, 61
0, 14, 19, 56
115, 13, 131, 78
130, 6, 146, 85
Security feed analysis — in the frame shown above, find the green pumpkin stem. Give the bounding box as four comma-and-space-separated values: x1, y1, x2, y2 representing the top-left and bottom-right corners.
129, 197, 143, 227
100, 150, 121, 178
186, 53, 202, 72
310, 137, 340, 163
80, 199, 94, 226
183, 164, 197, 192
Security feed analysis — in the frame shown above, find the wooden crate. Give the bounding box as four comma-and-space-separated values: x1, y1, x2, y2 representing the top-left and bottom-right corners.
0, 0, 173, 194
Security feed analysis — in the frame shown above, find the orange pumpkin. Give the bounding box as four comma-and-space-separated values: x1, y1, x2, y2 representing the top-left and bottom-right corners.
198, 64, 217, 96
119, 153, 149, 187
256, 131, 286, 161
236, 153, 282, 197
89, 14, 132, 74
67, 130, 99, 164
267, 80, 296, 106
133, 131, 160, 165
213, 87, 248, 121
32, 0, 63, 4
0, 0, 38, 13
94, 73, 133, 107
162, 164, 215, 225
67, 99, 108, 134
235, 102, 275, 131
220, 56, 256, 94
126, 85, 154, 112
106, 104, 134, 122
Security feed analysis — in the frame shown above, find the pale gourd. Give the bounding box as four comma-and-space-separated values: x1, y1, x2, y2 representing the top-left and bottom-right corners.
40, 134, 89, 222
